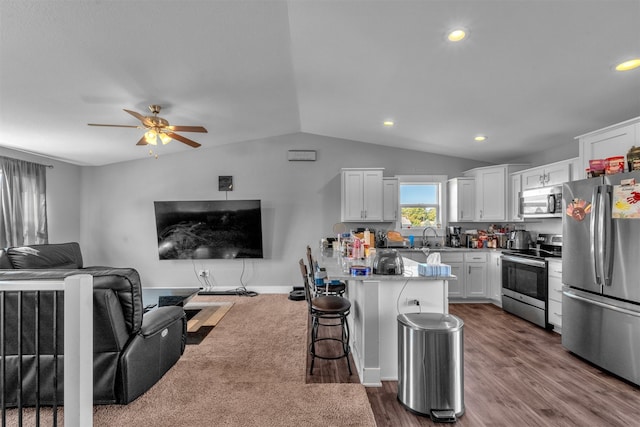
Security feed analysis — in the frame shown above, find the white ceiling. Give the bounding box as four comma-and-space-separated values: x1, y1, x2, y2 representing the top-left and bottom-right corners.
1, 0, 639, 166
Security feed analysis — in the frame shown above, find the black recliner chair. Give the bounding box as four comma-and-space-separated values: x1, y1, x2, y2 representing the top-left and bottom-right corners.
0, 242, 187, 405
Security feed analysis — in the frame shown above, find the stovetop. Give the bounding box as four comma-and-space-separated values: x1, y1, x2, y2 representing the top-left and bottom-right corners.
503, 247, 562, 260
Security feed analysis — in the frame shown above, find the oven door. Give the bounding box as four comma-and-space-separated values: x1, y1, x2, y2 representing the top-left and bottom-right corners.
501, 255, 548, 308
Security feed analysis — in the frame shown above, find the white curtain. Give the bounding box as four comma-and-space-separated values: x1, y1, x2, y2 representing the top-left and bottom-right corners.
0, 156, 48, 247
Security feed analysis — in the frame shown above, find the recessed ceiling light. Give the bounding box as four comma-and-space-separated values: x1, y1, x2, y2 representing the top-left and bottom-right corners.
383, 120, 395, 127
615, 58, 640, 71
474, 135, 487, 142
447, 29, 467, 42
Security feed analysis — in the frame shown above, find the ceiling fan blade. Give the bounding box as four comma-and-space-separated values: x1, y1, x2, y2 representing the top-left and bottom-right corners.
136, 136, 148, 146
166, 132, 201, 148
167, 125, 208, 133
88, 123, 140, 128
123, 109, 146, 122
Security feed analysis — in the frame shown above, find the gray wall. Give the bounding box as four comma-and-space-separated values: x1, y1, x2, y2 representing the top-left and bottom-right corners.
78, 132, 486, 290
3, 132, 577, 290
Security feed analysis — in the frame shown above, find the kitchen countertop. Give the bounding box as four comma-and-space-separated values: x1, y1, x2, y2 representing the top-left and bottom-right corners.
393, 247, 505, 253
320, 251, 455, 281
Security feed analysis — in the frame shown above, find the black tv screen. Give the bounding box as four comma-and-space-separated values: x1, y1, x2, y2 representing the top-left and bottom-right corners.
154, 200, 263, 260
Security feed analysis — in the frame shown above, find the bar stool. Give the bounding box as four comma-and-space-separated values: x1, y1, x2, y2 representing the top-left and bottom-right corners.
306, 245, 346, 297
299, 259, 352, 375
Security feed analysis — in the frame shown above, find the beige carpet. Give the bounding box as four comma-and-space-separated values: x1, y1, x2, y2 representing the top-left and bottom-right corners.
5, 294, 376, 427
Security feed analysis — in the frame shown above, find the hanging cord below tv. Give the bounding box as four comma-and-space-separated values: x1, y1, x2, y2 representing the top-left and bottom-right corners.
197, 259, 258, 297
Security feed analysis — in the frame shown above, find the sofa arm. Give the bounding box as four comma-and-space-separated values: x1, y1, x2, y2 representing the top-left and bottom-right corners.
117, 306, 186, 403
140, 306, 186, 337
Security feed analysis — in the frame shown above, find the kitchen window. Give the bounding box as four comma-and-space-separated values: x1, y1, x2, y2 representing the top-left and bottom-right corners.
397, 175, 447, 230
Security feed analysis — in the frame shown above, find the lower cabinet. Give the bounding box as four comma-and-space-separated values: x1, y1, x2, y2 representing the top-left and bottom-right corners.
441, 252, 489, 299
547, 259, 563, 332
487, 251, 502, 304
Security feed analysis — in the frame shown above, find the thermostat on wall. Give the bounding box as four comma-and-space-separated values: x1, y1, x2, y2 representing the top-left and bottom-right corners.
287, 150, 316, 161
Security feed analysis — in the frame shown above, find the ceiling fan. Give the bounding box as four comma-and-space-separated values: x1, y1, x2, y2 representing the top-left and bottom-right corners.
88, 105, 207, 148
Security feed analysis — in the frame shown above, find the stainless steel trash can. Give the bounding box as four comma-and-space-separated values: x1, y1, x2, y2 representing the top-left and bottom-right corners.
397, 313, 464, 422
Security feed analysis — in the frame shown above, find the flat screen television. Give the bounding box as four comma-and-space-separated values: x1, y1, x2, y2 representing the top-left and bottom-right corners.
154, 200, 263, 260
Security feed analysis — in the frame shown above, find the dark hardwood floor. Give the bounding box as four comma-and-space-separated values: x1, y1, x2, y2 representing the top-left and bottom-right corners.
306, 303, 640, 427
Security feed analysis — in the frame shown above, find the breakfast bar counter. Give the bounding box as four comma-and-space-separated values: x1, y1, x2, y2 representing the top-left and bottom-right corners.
321, 253, 454, 386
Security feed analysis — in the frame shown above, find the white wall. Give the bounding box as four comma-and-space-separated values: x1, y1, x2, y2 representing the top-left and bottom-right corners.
0, 147, 82, 244
79, 132, 487, 290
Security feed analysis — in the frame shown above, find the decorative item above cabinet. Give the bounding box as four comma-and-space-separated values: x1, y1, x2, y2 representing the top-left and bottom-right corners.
577, 116, 640, 180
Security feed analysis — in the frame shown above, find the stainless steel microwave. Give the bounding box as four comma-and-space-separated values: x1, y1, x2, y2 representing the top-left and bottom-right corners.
519, 186, 563, 218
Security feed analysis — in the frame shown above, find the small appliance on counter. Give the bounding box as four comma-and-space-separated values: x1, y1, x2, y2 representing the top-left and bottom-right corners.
507, 230, 532, 250
447, 226, 462, 248
373, 249, 404, 275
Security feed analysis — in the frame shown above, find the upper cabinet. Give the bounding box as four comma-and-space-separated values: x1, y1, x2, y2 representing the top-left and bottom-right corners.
520, 158, 573, 190
464, 164, 528, 222
577, 117, 640, 180
382, 177, 399, 222
447, 177, 475, 222
341, 168, 384, 222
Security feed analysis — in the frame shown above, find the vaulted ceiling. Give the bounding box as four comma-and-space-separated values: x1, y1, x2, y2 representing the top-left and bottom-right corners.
1, 1, 639, 166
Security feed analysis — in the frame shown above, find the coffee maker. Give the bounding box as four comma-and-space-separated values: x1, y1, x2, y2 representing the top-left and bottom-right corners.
448, 226, 462, 248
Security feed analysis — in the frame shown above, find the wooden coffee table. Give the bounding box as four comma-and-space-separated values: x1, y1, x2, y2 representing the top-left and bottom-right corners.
184, 303, 232, 333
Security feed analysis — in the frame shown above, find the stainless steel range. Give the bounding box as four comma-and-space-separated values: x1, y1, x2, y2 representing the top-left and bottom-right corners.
501, 233, 562, 329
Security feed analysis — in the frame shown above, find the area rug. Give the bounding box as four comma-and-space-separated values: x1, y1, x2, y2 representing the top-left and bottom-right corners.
5, 294, 376, 427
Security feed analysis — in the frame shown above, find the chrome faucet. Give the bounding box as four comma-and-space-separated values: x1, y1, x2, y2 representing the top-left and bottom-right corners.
422, 226, 438, 247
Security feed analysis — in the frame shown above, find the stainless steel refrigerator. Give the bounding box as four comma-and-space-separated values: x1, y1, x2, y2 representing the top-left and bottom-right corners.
562, 170, 640, 385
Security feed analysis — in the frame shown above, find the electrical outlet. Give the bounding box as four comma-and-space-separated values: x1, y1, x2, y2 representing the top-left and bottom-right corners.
406, 298, 420, 306
198, 270, 209, 278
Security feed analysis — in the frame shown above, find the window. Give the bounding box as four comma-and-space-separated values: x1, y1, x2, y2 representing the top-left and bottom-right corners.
397, 176, 447, 230
0, 156, 49, 247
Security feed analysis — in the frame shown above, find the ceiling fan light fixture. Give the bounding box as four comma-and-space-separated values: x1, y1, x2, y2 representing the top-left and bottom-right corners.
145, 130, 158, 145
159, 132, 172, 145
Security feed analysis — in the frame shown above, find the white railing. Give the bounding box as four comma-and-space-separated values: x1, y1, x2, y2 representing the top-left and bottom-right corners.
0, 274, 93, 427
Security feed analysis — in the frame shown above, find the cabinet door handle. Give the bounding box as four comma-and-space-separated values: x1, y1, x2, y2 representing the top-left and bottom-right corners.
468, 266, 471, 274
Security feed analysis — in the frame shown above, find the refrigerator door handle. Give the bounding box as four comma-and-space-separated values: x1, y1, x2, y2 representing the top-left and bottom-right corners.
590, 185, 602, 285
602, 185, 613, 286
563, 290, 640, 318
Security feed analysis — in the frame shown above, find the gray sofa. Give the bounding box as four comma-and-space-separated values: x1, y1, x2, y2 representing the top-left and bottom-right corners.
0, 242, 187, 405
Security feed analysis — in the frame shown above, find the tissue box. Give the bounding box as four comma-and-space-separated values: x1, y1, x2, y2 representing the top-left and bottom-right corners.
418, 263, 451, 277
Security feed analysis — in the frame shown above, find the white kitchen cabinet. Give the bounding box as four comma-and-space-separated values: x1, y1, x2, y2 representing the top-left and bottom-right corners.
510, 173, 523, 222
465, 252, 488, 298
487, 251, 502, 304
382, 177, 399, 221
447, 177, 475, 222
441, 251, 489, 299
464, 164, 528, 222
441, 252, 464, 298
341, 168, 384, 222
577, 117, 640, 180
447, 262, 464, 298
521, 159, 572, 190
547, 259, 563, 333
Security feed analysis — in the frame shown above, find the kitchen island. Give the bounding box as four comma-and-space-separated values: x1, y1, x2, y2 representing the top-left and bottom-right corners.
321, 252, 454, 386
